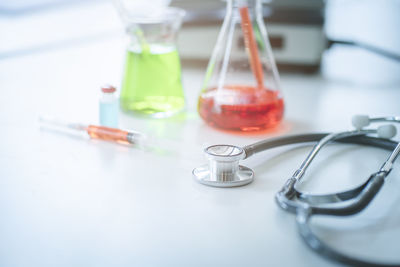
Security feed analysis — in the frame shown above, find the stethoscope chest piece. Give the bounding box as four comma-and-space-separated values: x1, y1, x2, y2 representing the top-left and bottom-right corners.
192, 144, 254, 187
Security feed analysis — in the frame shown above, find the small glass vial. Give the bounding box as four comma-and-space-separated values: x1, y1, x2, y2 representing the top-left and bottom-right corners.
99, 85, 119, 128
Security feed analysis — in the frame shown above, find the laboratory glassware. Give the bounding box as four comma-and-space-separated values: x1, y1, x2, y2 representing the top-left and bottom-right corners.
115, 2, 186, 118
99, 85, 119, 127
198, 0, 284, 131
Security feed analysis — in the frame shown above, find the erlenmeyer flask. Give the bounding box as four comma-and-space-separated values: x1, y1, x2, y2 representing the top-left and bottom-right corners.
198, 0, 284, 131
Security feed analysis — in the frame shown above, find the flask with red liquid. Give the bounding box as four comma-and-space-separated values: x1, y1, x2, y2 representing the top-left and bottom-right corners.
198, 0, 284, 131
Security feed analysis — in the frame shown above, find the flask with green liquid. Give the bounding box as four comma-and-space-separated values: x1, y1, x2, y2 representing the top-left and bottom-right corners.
115, 1, 186, 118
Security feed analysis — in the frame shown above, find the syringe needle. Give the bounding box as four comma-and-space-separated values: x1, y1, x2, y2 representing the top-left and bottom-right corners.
39, 115, 86, 131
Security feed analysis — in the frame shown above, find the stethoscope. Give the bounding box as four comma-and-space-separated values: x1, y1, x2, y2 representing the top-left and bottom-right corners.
193, 115, 400, 267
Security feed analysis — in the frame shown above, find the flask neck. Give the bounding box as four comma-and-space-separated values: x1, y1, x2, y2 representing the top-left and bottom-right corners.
229, 0, 262, 12
123, 7, 185, 51
226, 0, 263, 22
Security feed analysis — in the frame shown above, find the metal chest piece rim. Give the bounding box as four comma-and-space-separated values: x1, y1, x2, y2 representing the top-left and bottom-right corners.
192, 144, 254, 187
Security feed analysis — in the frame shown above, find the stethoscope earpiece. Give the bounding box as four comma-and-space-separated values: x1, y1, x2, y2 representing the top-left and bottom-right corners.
377, 124, 397, 139
352, 114, 370, 129
352, 114, 397, 138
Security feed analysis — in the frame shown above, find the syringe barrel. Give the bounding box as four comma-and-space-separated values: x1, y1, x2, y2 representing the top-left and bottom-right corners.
87, 125, 131, 145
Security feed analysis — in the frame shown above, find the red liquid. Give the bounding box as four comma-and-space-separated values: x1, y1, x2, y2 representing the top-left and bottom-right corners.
198, 85, 284, 131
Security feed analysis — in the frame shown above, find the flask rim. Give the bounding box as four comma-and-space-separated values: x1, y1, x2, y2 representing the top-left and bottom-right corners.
119, 7, 186, 25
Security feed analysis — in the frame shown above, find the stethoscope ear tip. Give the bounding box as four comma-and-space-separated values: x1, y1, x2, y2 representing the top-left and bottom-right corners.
377, 124, 397, 139
352, 114, 370, 129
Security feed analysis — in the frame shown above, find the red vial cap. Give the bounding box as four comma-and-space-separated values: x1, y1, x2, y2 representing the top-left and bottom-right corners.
101, 85, 116, 93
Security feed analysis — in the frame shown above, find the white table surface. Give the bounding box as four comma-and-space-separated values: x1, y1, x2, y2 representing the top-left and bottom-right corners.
1, 2, 400, 267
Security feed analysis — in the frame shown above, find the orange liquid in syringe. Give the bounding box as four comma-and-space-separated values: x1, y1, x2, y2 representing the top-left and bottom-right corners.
198, 85, 284, 131
86, 125, 131, 145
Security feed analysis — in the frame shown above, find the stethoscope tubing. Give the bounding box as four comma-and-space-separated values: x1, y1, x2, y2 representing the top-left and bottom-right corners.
297, 207, 400, 267
275, 135, 400, 267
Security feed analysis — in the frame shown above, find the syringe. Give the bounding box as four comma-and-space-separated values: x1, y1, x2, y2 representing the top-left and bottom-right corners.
39, 116, 207, 162
39, 116, 146, 146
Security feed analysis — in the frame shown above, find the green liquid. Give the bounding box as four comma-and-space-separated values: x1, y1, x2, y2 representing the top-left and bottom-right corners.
120, 45, 185, 117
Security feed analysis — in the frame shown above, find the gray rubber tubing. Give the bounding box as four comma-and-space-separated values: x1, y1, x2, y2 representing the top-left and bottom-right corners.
243, 133, 398, 159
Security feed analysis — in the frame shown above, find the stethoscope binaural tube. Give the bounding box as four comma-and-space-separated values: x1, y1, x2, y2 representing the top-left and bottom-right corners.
275, 125, 397, 210
273, 124, 400, 267
275, 126, 397, 212
295, 142, 400, 267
